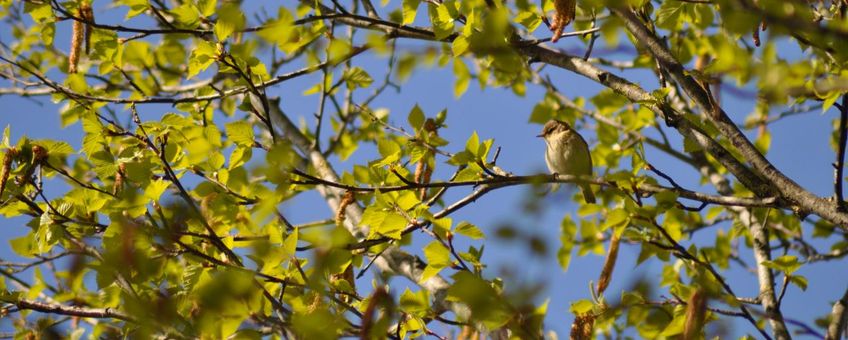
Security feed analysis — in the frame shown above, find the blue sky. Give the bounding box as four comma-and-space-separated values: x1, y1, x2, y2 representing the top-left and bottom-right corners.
1, 2, 846, 338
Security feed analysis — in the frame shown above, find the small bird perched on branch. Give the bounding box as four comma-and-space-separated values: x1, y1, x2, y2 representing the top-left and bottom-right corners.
538, 120, 596, 204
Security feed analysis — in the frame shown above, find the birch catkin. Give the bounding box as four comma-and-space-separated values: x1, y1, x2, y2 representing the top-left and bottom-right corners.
80, 4, 94, 54
683, 289, 708, 340
550, 0, 577, 43
0, 148, 17, 198
596, 232, 621, 295
68, 3, 93, 74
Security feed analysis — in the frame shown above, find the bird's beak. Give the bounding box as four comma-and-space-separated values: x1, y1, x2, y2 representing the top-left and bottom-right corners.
536, 133, 544, 138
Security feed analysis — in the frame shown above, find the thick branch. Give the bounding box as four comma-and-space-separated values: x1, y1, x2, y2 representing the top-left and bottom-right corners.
611, 6, 848, 229
608, 7, 797, 338
307, 9, 779, 212
515, 44, 775, 202
826, 287, 848, 340
11, 298, 135, 322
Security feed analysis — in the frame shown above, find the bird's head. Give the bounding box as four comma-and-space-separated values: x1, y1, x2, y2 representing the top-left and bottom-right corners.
537, 120, 572, 140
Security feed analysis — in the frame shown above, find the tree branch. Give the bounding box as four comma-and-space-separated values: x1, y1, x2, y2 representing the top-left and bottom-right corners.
639, 216, 773, 340
610, 6, 848, 229
826, 286, 848, 340
835, 94, 848, 211
291, 168, 779, 209
10, 298, 135, 322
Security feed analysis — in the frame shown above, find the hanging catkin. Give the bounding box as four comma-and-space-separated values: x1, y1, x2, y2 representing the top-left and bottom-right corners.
69, 3, 93, 74
550, 0, 576, 43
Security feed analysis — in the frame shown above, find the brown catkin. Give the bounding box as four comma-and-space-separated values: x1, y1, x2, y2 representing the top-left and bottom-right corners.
457, 325, 480, 340
336, 191, 355, 226
359, 288, 387, 339
569, 313, 595, 340
420, 164, 432, 198
550, 0, 577, 43
0, 148, 18, 198
596, 232, 621, 295
414, 160, 431, 200
694, 54, 710, 72
68, 5, 88, 74
416, 119, 439, 200
113, 163, 126, 195
683, 289, 708, 340
79, 4, 94, 54
31, 145, 47, 162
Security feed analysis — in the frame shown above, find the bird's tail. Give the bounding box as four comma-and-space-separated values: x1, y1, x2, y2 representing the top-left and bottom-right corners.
580, 184, 596, 204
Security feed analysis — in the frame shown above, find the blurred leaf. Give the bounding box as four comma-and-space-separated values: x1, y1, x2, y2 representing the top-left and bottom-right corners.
402, 0, 421, 25
455, 221, 485, 239
761, 255, 801, 275
215, 3, 245, 40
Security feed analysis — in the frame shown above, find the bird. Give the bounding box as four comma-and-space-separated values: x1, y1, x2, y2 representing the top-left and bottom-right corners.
537, 120, 596, 204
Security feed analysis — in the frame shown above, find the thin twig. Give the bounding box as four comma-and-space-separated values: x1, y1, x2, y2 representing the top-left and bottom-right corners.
835, 94, 848, 211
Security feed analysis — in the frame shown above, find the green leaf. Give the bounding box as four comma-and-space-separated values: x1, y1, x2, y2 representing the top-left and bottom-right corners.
215, 3, 246, 40
431, 217, 452, 234
424, 241, 451, 266
375, 139, 401, 167
9, 233, 35, 258
343, 67, 373, 89
24, 1, 53, 23
225, 121, 254, 147
36, 212, 61, 254
188, 40, 218, 78
655, 1, 685, 30
570, 299, 594, 314
823, 92, 841, 112
380, 213, 409, 239
558, 215, 577, 272
455, 221, 485, 239
452, 35, 469, 56
601, 209, 630, 231
761, 255, 801, 274
789, 275, 808, 291
654, 190, 679, 211
421, 241, 451, 281
428, 3, 454, 40
197, 0, 217, 17
408, 104, 425, 130
447, 151, 475, 166
399, 288, 430, 315
283, 228, 298, 256
121, 0, 149, 19
465, 131, 480, 157
170, 3, 201, 28
1, 125, 10, 147
514, 10, 541, 32
257, 7, 295, 45
40, 22, 55, 48
453, 58, 470, 98
327, 39, 352, 64
447, 272, 511, 329
660, 310, 686, 336
755, 130, 771, 154
144, 178, 170, 201
402, 0, 421, 25
228, 146, 251, 170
